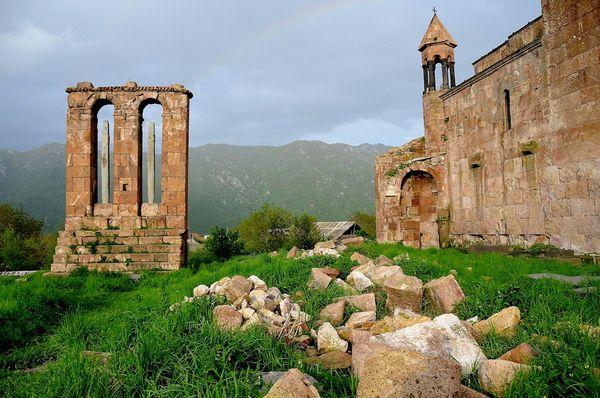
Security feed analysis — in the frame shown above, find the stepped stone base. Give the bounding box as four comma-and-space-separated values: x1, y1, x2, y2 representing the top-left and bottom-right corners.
51, 215, 186, 273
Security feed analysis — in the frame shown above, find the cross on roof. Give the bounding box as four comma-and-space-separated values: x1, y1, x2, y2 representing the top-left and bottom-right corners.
432, 6, 437, 15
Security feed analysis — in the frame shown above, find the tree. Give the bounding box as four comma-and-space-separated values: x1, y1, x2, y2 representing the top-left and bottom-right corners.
204, 226, 244, 261
351, 212, 376, 239
0, 203, 43, 239
289, 214, 322, 249
237, 203, 293, 253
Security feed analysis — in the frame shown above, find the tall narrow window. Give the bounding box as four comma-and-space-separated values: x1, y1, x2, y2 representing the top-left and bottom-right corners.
95, 103, 114, 204
504, 89, 512, 130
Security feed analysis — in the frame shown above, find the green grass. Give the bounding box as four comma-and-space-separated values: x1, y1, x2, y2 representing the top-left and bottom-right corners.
0, 243, 599, 397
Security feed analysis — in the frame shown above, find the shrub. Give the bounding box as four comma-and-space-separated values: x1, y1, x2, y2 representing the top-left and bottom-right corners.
288, 213, 321, 249
237, 203, 293, 253
187, 249, 219, 272
204, 226, 244, 261
351, 211, 376, 239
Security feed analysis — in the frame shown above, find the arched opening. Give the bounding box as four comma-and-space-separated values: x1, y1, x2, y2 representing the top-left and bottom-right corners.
93, 101, 114, 204
434, 56, 443, 90
400, 170, 439, 248
140, 100, 163, 204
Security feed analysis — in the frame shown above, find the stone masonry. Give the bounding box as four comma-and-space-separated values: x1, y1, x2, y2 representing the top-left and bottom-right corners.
376, 1, 600, 254
51, 81, 193, 272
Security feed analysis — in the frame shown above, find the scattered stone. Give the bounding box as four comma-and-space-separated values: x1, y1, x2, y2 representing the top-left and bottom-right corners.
342, 293, 376, 312
346, 311, 376, 329
373, 255, 394, 267
450, 269, 458, 277
316, 267, 340, 279
341, 236, 365, 246
222, 275, 253, 302
213, 305, 243, 330
462, 320, 483, 343
347, 271, 373, 292
239, 307, 256, 320
305, 351, 352, 369
129, 273, 141, 282
334, 278, 358, 295
317, 322, 348, 353
357, 348, 462, 398
308, 268, 332, 290
498, 342, 537, 365
579, 323, 600, 339
258, 308, 286, 327
270, 251, 278, 257
392, 253, 410, 262
261, 370, 318, 389
370, 310, 431, 335
424, 274, 465, 313
352, 261, 378, 278
350, 252, 372, 265
458, 384, 489, 398
478, 359, 532, 397
383, 273, 424, 313
320, 301, 345, 326
82, 351, 111, 364
193, 284, 210, 297
371, 314, 487, 376
573, 286, 597, 295
527, 273, 600, 286
248, 275, 267, 291
370, 265, 402, 285
473, 306, 521, 338
287, 246, 298, 259
466, 316, 479, 324
249, 289, 268, 310
314, 241, 336, 250
263, 368, 321, 398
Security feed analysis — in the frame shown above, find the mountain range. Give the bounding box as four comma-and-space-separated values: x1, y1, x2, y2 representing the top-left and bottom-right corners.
0, 141, 389, 233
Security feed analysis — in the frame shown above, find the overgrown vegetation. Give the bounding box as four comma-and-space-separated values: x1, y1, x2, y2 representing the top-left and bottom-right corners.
350, 211, 375, 239
203, 226, 244, 261
0, 203, 55, 271
1, 244, 598, 397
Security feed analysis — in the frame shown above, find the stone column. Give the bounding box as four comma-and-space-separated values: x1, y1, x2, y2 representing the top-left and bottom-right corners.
147, 122, 155, 204
422, 65, 428, 93
428, 61, 436, 91
101, 120, 110, 204
449, 63, 456, 88
441, 60, 449, 89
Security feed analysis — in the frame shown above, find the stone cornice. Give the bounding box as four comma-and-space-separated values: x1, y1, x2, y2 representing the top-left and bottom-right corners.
440, 39, 542, 101
66, 82, 193, 98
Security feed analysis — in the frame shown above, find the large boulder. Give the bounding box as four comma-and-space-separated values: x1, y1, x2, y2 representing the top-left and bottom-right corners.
342, 293, 376, 312
341, 236, 365, 246
316, 267, 340, 279
334, 278, 358, 295
478, 359, 532, 397
373, 255, 394, 267
286, 246, 298, 259
304, 351, 352, 369
370, 266, 403, 286
346, 311, 376, 329
222, 275, 253, 303
352, 261, 378, 279
370, 314, 486, 376
383, 273, 424, 313
357, 348, 462, 398
308, 268, 332, 290
498, 342, 537, 365
369, 309, 431, 335
264, 368, 321, 398
350, 252, 372, 265
473, 306, 521, 338
424, 274, 465, 313
314, 241, 336, 250
248, 275, 267, 291
317, 322, 348, 353
347, 271, 373, 292
213, 305, 243, 330
320, 301, 345, 326
193, 284, 210, 297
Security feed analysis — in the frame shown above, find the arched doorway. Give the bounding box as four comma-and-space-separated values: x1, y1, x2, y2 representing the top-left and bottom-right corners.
400, 170, 439, 248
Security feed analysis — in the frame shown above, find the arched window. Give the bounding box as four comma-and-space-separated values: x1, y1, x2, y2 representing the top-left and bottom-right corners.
140, 100, 163, 204
93, 100, 114, 204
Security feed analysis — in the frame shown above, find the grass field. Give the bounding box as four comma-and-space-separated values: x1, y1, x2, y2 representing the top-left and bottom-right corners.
0, 243, 599, 397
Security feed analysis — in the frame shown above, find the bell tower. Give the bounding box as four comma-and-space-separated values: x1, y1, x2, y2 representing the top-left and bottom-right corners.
419, 11, 456, 153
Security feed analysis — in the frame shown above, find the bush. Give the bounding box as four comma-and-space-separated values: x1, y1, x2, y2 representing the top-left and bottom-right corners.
187, 249, 219, 272
204, 226, 244, 261
237, 203, 293, 253
288, 213, 322, 249
351, 211, 376, 239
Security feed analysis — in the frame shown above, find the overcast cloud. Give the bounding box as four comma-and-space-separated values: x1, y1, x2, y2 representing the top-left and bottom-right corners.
0, 0, 541, 150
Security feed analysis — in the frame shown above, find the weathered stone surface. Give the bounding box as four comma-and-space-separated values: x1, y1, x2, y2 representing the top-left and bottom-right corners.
370, 310, 431, 335
342, 293, 376, 312
371, 314, 486, 376
248, 275, 267, 291
305, 351, 352, 369
334, 278, 358, 295
263, 368, 321, 398
478, 359, 531, 397
473, 306, 521, 338
357, 348, 462, 398
352, 261, 378, 278
373, 255, 394, 267
239, 307, 255, 320
347, 271, 373, 292
258, 308, 286, 327
193, 284, 210, 297
317, 322, 348, 353
213, 305, 242, 330
498, 342, 537, 365
424, 274, 465, 313
350, 252, 372, 265
287, 246, 298, 259
308, 268, 332, 290
320, 301, 345, 326
316, 267, 340, 279
314, 241, 336, 250
222, 275, 253, 303
527, 273, 600, 286
370, 265, 403, 285
383, 273, 423, 312
341, 236, 365, 246
458, 385, 489, 398
346, 311, 376, 329
249, 289, 268, 310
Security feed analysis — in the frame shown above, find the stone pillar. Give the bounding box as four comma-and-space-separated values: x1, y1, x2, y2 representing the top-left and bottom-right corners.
112, 106, 142, 216
441, 60, 449, 89
101, 120, 110, 204
449, 63, 456, 88
428, 61, 436, 91
422, 64, 428, 93
147, 122, 155, 204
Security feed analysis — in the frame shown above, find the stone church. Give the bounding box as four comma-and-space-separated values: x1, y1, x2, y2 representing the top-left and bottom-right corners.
375, 0, 600, 255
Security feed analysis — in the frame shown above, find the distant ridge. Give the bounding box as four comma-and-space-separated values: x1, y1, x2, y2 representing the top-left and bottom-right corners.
0, 141, 389, 233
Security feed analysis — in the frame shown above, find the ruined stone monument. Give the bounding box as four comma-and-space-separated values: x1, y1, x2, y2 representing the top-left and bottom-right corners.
51, 81, 193, 272
376, 0, 600, 254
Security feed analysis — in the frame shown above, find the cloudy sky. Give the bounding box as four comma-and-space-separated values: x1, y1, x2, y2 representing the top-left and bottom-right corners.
0, 0, 541, 150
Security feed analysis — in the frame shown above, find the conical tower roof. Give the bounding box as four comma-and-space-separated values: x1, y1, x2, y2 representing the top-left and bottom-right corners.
419, 14, 457, 51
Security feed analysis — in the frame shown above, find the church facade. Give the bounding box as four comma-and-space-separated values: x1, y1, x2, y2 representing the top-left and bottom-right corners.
375, 0, 600, 254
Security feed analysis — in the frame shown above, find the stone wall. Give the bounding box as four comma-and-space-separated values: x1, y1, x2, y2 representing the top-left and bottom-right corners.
51, 82, 193, 273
